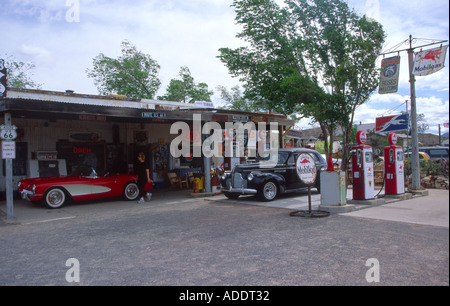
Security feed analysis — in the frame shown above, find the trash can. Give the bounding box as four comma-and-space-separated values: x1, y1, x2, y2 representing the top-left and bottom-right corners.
193, 173, 204, 193
320, 171, 347, 206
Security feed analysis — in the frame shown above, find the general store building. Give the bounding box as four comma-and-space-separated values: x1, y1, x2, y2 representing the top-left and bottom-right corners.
0, 88, 294, 195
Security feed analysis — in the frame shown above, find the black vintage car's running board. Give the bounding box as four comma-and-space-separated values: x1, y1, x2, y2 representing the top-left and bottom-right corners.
281, 186, 319, 194
221, 187, 258, 195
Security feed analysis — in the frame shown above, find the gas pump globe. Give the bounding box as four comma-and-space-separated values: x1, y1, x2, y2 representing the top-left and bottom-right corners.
384, 132, 405, 195
351, 131, 375, 200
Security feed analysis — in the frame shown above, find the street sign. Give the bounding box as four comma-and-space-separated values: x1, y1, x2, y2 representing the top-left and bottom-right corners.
0, 125, 18, 140
2, 141, 16, 159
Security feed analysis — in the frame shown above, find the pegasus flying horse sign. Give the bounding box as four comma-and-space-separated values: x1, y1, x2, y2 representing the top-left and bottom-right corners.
413, 46, 448, 76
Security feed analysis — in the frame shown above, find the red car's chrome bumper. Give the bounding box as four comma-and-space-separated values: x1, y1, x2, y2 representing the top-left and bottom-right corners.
20, 189, 35, 200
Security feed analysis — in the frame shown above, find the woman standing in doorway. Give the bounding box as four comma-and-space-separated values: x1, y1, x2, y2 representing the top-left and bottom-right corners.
135, 152, 152, 204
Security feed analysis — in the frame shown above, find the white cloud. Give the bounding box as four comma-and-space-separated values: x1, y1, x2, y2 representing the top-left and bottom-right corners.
18, 45, 52, 64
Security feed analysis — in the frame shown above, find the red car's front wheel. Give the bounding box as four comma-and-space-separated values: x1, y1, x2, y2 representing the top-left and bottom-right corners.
123, 182, 139, 201
44, 187, 67, 209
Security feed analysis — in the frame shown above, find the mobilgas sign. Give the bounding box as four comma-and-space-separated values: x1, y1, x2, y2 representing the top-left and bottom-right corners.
296, 153, 317, 185
0, 59, 7, 98
413, 46, 448, 76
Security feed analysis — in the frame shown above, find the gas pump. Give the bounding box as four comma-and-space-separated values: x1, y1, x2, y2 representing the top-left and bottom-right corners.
384, 132, 405, 195
351, 131, 375, 200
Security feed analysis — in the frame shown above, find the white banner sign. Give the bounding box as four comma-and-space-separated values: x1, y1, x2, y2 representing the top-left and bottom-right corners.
413, 46, 448, 76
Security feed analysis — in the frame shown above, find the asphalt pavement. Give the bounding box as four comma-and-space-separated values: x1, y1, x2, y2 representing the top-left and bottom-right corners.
0, 188, 448, 287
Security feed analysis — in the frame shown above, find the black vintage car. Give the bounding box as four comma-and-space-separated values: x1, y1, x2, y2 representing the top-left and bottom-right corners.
220, 148, 327, 201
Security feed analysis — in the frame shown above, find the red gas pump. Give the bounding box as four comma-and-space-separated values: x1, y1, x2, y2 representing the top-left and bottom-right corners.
352, 131, 375, 200
384, 132, 405, 195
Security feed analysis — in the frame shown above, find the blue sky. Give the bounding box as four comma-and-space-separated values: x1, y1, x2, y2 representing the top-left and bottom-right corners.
1, 0, 448, 135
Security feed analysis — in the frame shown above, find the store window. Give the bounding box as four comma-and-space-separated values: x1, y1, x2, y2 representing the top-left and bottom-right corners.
57, 141, 105, 175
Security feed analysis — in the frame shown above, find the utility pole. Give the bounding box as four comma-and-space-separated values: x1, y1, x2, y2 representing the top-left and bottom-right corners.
407, 35, 421, 191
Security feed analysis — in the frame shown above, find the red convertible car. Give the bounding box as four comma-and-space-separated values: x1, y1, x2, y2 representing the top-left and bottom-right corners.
18, 167, 153, 209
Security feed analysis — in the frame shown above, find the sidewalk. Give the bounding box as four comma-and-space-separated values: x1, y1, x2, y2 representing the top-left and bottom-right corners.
343, 189, 449, 228
204, 188, 449, 228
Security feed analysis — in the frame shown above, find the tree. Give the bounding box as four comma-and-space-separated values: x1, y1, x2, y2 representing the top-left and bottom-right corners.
3, 56, 42, 89
159, 66, 213, 103
417, 113, 429, 134
293, 0, 385, 172
219, 0, 385, 173
216, 85, 265, 112
87, 40, 161, 99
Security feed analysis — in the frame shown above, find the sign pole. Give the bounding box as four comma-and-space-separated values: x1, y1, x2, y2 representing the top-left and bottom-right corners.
307, 185, 312, 215
289, 153, 329, 218
3, 113, 14, 219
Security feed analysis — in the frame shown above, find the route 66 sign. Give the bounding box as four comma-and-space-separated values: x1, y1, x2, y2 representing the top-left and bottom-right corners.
0, 125, 18, 140
0, 59, 7, 98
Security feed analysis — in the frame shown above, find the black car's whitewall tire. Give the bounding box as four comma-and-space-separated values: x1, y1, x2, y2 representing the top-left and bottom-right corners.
44, 187, 67, 209
259, 181, 278, 202
123, 182, 139, 201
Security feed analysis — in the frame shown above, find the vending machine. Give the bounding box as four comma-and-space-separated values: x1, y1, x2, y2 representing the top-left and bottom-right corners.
352, 131, 375, 200
384, 132, 405, 195
151, 143, 170, 189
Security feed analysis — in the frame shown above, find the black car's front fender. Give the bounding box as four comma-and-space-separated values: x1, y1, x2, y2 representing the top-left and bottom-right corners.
249, 173, 287, 193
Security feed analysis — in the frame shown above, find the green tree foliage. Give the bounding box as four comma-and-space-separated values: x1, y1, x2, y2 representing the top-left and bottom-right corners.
87, 40, 161, 99
159, 66, 213, 103
3, 56, 42, 89
218, 0, 385, 171
216, 85, 265, 112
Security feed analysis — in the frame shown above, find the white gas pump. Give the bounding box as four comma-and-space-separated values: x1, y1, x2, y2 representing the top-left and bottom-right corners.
384, 132, 405, 195
351, 131, 375, 200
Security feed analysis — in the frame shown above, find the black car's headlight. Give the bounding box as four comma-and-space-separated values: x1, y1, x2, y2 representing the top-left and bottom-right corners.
247, 173, 254, 181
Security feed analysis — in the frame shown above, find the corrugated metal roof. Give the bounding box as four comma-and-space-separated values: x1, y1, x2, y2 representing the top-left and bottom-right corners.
2, 88, 294, 126
5, 88, 201, 110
